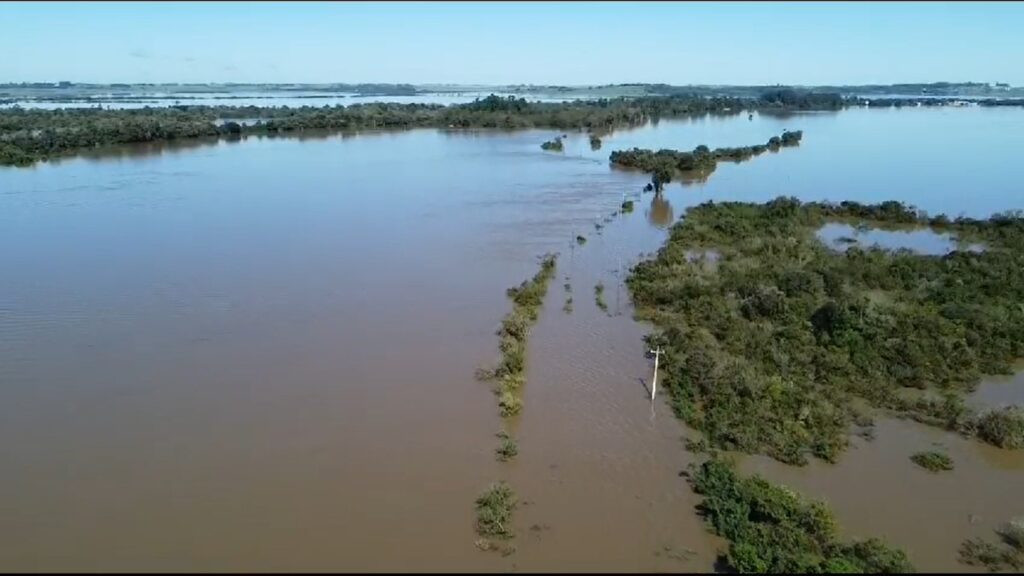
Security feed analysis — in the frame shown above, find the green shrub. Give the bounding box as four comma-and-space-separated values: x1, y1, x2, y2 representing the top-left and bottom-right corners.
594, 282, 608, 311
999, 518, 1024, 552
475, 482, 517, 539
960, 537, 1023, 571
495, 432, 518, 462
693, 459, 913, 573
540, 136, 563, 151
498, 390, 522, 417
910, 451, 954, 472
976, 407, 1024, 449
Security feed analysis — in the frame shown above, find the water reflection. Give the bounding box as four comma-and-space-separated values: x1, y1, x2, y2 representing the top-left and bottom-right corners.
647, 194, 675, 229
48, 137, 223, 165
816, 222, 986, 255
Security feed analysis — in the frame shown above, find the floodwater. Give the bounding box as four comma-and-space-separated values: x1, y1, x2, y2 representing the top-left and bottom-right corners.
816, 222, 986, 255
740, 417, 1024, 573
1, 106, 1023, 571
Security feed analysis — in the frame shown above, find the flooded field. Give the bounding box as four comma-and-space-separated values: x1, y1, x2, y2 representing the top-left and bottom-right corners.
2, 106, 1023, 570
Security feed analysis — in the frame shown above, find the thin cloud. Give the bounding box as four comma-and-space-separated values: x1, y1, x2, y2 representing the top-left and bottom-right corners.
129, 49, 152, 60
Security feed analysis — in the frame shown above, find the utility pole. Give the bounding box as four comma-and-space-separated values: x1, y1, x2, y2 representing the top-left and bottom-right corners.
649, 347, 664, 401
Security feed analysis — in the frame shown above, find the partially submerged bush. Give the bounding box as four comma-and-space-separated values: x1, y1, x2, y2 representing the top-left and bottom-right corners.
498, 390, 522, 417
999, 518, 1024, 552
692, 458, 913, 573
495, 431, 518, 462
540, 136, 563, 151
487, 254, 557, 418
475, 482, 517, 539
594, 282, 608, 311
976, 407, 1024, 449
910, 451, 954, 472
960, 534, 1024, 571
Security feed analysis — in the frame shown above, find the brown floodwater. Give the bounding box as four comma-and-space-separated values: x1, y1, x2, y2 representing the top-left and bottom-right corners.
2, 107, 1024, 571
739, 417, 1024, 573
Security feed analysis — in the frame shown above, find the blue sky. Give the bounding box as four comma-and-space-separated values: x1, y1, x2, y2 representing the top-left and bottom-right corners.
2, 1, 1023, 86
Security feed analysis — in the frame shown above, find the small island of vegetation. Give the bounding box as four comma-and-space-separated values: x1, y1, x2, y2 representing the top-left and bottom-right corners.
540, 136, 563, 151
609, 131, 802, 191
910, 451, 954, 472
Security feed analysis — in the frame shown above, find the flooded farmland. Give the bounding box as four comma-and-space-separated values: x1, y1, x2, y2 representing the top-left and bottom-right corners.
2, 106, 1024, 571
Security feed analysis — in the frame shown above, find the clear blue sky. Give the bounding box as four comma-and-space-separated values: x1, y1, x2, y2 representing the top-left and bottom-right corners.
2, 1, 1023, 86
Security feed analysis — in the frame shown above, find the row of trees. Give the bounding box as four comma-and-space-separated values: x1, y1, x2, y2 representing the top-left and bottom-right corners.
608, 131, 803, 191
1, 92, 817, 166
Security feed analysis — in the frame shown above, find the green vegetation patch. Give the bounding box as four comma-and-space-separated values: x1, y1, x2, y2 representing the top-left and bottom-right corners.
475, 481, 517, 539
621, 200, 635, 213
609, 131, 801, 191
976, 407, 1024, 449
540, 136, 564, 151
479, 254, 557, 419
495, 431, 518, 462
910, 451, 954, 472
628, 197, 1024, 464
693, 459, 913, 573
960, 518, 1024, 571
594, 282, 608, 312
0, 95, 827, 167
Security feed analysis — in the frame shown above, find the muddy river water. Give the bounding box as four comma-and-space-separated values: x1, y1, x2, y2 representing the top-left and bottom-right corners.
1, 106, 1023, 571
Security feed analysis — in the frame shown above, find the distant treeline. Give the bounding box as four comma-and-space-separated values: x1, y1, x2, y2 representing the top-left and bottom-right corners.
0, 94, 819, 166
5, 89, 1020, 167
759, 89, 844, 110
609, 130, 803, 190
0, 82, 420, 97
